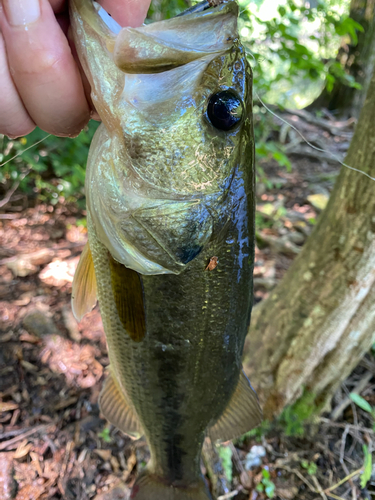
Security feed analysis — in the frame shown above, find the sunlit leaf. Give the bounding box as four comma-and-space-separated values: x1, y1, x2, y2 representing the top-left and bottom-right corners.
360, 445, 372, 489
350, 393, 373, 414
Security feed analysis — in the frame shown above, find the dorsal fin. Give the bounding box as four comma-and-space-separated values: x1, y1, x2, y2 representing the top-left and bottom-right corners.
208, 370, 262, 442
71, 242, 98, 321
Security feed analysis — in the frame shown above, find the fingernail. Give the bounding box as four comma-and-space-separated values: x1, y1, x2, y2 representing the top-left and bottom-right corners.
3, 0, 41, 26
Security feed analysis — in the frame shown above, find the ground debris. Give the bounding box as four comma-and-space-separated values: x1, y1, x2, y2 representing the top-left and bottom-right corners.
1, 248, 69, 278
93, 482, 129, 500
40, 334, 103, 388
0, 452, 16, 499
22, 310, 59, 338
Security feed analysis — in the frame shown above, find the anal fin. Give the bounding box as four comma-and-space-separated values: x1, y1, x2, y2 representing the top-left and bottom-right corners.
99, 371, 143, 439
71, 242, 97, 321
208, 369, 262, 442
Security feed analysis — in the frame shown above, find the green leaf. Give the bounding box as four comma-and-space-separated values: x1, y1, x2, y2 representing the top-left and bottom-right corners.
265, 481, 275, 498
350, 393, 373, 414
262, 468, 271, 479
360, 445, 372, 489
98, 427, 112, 443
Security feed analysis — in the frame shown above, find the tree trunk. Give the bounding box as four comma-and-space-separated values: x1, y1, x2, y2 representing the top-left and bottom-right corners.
243, 67, 375, 420
309, 0, 375, 118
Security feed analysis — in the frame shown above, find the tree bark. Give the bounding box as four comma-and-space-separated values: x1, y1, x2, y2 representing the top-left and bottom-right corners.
243, 67, 375, 420
309, 0, 375, 118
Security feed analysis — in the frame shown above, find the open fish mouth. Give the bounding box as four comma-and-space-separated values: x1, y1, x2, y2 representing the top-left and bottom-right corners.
72, 0, 239, 73
96, 0, 225, 29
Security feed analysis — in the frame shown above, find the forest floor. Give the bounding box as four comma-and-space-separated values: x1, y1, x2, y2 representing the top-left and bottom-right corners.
0, 110, 374, 500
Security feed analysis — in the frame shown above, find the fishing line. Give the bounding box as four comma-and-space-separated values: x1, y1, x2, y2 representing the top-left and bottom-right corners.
245, 48, 375, 183
0, 134, 52, 168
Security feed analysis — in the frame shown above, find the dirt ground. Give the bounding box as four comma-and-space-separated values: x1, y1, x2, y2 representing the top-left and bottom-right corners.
0, 110, 374, 500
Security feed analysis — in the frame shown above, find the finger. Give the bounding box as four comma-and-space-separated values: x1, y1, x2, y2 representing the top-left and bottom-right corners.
0, 31, 35, 138
0, 0, 90, 137
101, 0, 151, 27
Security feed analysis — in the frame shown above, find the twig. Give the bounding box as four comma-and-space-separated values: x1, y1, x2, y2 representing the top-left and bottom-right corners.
312, 475, 328, 500
283, 107, 356, 135
323, 468, 363, 494
339, 426, 350, 465
0, 169, 30, 208
229, 442, 245, 473
0, 424, 49, 451
326, 493, 347, 500
58, 440, 74, 496
277, 465, 317, 493
320, 417, 375, 435
218, 489, 243, 500
338, 426, 357, 500
0, 427, 32, 440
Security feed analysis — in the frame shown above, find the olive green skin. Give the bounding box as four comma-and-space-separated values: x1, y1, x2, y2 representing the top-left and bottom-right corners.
71, 0, 255, 489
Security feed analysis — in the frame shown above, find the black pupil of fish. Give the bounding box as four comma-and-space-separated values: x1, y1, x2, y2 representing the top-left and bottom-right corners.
207, 91, 243, 131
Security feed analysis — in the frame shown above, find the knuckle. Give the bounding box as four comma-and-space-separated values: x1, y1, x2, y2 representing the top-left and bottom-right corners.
14, 50, 65, 78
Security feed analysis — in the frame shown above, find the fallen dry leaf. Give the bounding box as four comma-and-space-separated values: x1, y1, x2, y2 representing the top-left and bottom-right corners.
93, 449, 112, 462
14, 440, 33, 460
0, 401, 19, 413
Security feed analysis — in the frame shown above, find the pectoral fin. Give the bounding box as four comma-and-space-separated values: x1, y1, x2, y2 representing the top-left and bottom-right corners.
208, 370, 262, 442
71, 242, 98, 321
108, 256, 146, 343
99, 371, 143, 439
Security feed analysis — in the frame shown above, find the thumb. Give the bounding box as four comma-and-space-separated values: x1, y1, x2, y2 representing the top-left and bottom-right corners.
100, 0, 151, 27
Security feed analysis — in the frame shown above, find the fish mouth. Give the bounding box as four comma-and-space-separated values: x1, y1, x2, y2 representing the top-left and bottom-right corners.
70, 0, 239, 74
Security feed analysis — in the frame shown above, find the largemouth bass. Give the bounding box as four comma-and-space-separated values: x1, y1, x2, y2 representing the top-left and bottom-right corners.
70, 1, 262, 498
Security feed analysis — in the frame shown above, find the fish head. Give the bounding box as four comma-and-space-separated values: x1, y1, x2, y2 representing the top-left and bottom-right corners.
70, 0, 254, 275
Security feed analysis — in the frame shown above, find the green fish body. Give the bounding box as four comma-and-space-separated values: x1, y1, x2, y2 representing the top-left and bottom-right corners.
70, 1, 261, 498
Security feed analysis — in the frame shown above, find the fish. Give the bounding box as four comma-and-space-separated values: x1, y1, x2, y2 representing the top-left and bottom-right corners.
69, 1, 262, 499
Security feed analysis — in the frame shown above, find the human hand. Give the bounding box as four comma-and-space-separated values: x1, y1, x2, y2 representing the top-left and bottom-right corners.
0, 0, 151, 138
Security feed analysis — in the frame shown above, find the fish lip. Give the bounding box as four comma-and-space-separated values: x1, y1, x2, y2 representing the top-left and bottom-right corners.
71, 0, 239, 37
71, 0, 240, 75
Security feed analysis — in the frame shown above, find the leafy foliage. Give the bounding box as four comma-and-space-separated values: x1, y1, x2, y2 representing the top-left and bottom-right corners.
0, 122, 99, 208
98, 425, 112, 443
301, 459, 318, 476
256, 468, 276, 498
240, 0, 363, 106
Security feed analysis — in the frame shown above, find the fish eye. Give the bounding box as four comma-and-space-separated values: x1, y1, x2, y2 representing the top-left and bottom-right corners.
207, 90, 243, 131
